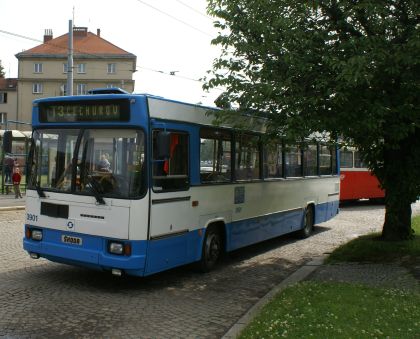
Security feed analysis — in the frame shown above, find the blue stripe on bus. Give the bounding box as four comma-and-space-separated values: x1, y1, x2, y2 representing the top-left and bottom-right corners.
315, 200, 340, 224
227, 208, 304, 251
227, 200, 338, 251
23, 200, 339, 277
144, 230, 203, 276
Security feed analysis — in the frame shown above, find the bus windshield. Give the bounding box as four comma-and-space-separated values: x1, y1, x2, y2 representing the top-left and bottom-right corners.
28, 128, 146, 199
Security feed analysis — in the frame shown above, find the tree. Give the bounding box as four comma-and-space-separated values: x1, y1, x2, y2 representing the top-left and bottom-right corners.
205, 0, 420, 240
0, 60, 5, 78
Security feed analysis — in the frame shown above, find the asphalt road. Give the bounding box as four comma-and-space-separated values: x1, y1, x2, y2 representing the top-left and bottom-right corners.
0, 201, 419, 338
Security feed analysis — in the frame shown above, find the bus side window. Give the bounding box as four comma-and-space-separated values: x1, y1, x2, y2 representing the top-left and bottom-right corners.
285, 145, 302, 177
153, 131, 189, 192
340, 150, 354, 168
235, 133, 260, 181
200, 128, 232, 183
303, 144, 318, 176
319, 144, 332, 175
263, 143, 283, 178
354, 151, 366, 168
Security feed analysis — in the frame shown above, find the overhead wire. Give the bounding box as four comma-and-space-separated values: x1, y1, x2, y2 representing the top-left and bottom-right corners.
134, 0, 213, 37
174, 0, 213, 21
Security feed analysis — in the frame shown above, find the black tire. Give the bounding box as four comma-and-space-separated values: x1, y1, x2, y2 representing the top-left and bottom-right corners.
370, 197, 385, 205
197, 227, 223, 272
298, 206, 314, 238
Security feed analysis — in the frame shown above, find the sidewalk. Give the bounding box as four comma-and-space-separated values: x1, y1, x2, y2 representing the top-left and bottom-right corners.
309, 261, 420, 292
0, 191, 26, 210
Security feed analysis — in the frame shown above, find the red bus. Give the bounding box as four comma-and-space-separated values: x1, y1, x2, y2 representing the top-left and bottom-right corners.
339, 149, 385, 202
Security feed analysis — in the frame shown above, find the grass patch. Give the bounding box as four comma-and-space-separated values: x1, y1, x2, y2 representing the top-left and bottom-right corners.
326, 215, 420, 263
239, 281, 420, 339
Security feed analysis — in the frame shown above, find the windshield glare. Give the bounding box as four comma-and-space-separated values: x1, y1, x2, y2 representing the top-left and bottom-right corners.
28, 129, 146, 198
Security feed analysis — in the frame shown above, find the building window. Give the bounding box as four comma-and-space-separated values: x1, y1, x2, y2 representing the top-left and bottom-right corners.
76, 84, 87, 95
34, 63, 43, 73
0, 112, 6, 124
63, 63, 68, 74
0, 92, 7, 103
107, 63, 116, 74
106, 83, 118, 88
33, 83, 43, 94
77, 63, 86, 74
60, 84, 67, 96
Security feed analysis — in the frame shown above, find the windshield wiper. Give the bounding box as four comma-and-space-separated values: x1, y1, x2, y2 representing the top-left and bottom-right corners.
35, 181, 46, 198
86, 175, 106, 205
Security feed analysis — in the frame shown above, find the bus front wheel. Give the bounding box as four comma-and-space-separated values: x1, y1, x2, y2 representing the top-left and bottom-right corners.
299, 206, 314, 238
197, 227, 222, 272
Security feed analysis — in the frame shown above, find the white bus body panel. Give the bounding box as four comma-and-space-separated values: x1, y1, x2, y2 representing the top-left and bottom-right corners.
148, 97, 265, 132
25, 190, 149, 241
149, 176, 339, 251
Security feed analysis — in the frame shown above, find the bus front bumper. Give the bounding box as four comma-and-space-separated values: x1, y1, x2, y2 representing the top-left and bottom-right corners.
23, 226, 147, 276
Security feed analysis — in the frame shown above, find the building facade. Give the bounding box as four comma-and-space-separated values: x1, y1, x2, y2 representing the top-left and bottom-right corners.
0, 78, 18, 127
15, 27, 137, 124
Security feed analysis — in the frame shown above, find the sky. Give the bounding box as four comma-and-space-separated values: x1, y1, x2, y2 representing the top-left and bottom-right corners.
0, 0, 223, 106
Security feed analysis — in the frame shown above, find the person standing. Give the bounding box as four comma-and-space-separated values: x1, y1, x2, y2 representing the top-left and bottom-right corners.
4, 154, 14, 183
12, 167, 22, 198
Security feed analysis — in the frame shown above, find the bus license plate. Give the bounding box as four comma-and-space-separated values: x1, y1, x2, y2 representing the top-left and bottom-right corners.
61, 235, 83, 246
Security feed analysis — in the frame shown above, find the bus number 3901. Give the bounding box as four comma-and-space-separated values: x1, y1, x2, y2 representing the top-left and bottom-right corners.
27, 214, 39, 222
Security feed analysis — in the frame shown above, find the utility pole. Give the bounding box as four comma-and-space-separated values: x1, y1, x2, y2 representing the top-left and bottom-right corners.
66, 19, 73, 96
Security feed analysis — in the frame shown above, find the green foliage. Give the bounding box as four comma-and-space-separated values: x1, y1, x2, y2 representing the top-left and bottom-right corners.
239, 281, 420, 338
206, 0, 420, 238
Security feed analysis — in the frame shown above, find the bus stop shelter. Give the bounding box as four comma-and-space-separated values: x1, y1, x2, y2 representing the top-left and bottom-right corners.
1, 130, 31, 194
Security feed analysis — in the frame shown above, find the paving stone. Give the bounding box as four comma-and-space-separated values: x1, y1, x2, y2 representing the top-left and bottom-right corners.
0, 202, 419, 338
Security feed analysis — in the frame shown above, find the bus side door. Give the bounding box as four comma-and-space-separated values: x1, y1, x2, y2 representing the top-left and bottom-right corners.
147, 129, 196, 274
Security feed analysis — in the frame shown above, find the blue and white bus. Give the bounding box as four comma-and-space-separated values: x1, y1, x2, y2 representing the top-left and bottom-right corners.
23, 90, 340, 277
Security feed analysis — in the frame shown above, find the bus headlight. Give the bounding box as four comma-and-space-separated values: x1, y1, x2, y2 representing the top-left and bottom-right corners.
108, 241, 131, 256
109, 242, 124, 255
31, 229, 43, 241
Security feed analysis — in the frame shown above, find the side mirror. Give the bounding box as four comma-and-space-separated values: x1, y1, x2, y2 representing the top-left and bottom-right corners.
2, 130, 12, 154
157, 131, 171, 159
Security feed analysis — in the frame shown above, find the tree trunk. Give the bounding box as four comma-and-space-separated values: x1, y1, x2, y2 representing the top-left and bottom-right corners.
380, 145, 414, 241
382, 192, 413, 240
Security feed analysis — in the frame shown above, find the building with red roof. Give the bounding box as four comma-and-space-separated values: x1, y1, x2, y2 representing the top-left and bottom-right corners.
14, 27, 137, 124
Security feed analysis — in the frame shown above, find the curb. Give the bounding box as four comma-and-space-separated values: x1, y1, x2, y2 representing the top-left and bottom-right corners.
0, 206, 26, 212
222, 256, 326, 339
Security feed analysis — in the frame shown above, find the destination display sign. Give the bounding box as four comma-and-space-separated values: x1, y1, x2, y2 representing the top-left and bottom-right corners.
39, 99, 130, 123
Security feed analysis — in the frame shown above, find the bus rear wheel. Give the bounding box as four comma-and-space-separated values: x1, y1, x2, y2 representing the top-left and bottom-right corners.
197, 227, 222, 272
299, 206, 314, 238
